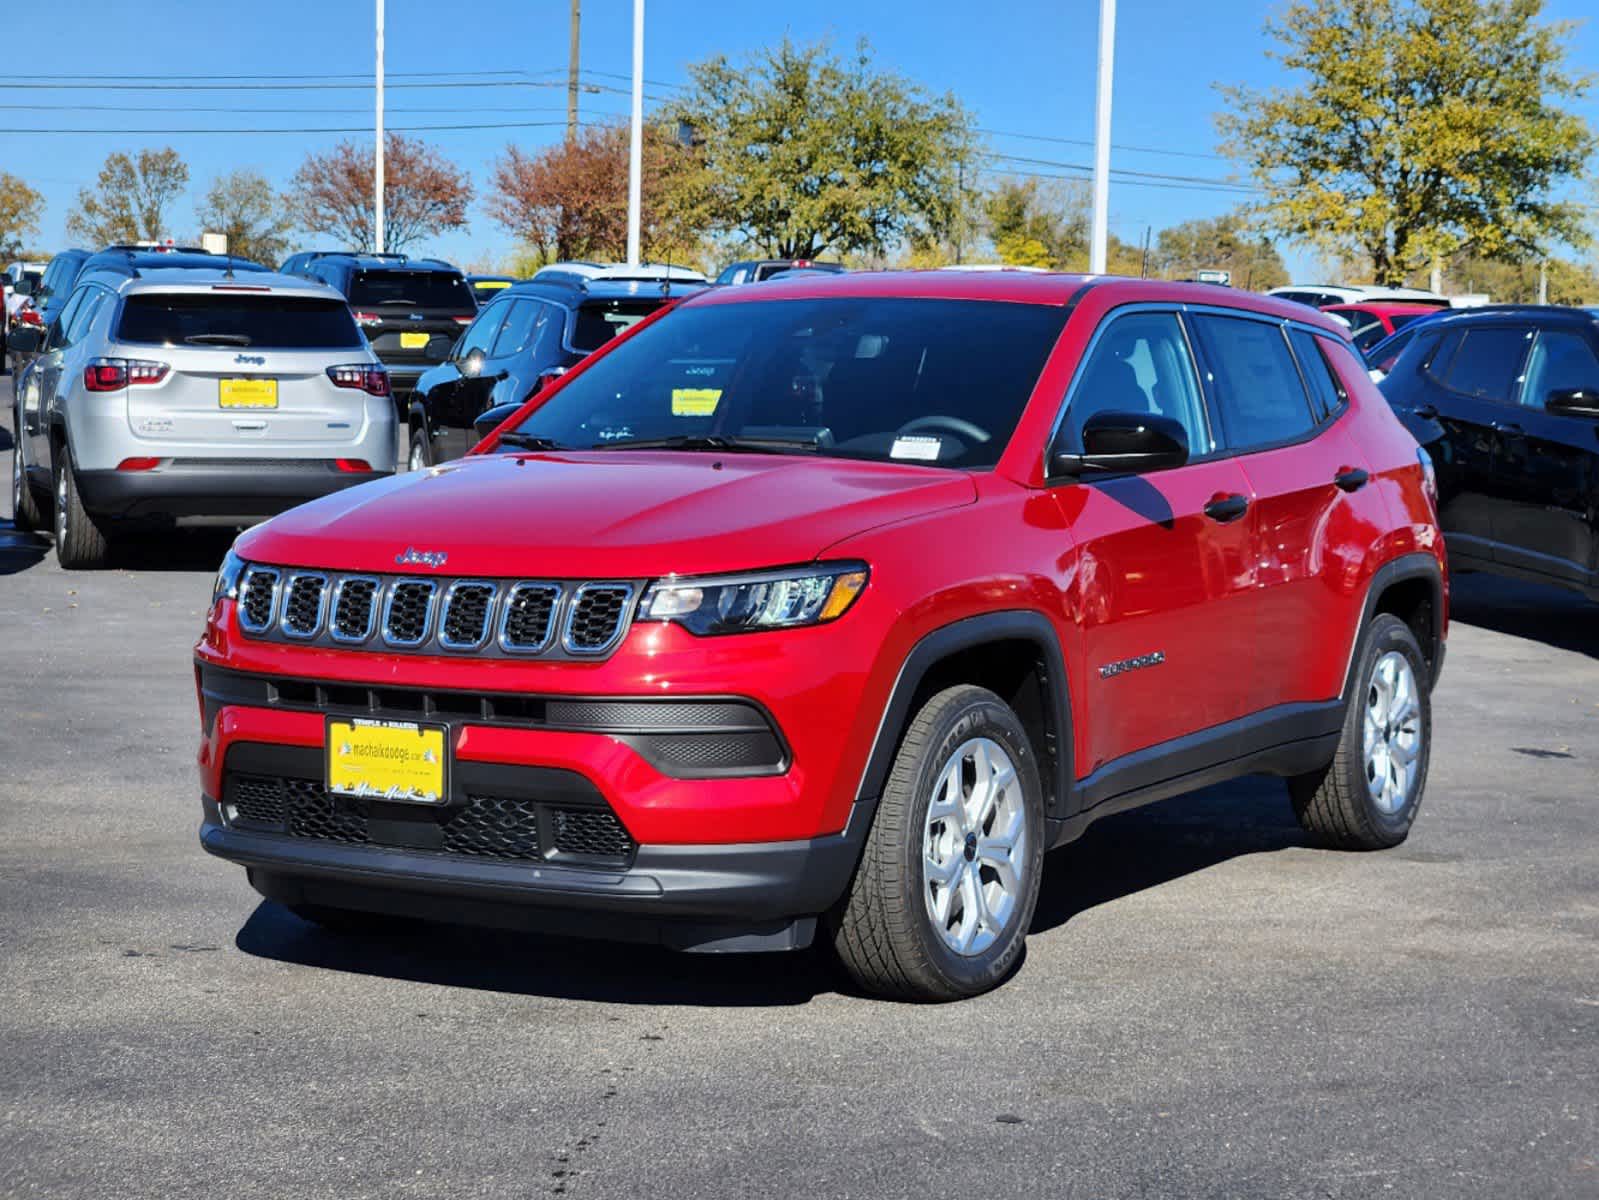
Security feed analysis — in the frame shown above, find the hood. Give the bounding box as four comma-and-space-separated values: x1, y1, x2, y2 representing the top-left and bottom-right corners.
238, 451, 977, 578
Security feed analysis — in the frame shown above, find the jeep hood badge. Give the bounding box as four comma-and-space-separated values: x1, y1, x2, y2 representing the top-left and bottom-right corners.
396, 547, 448, 569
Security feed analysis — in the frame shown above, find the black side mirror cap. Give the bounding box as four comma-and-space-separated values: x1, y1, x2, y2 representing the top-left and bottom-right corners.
1050, 410, 1190, 479
473, 401, 520, 442
7, 326, 42, 355
1546, 387, 1599, 419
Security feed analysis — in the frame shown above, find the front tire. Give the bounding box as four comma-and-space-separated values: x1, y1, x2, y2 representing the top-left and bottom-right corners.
408, 426, 432, 472
54, 453, 111, 569
831, 685, 1045, 1001
11, 420, 44, 531
1290, 613, 1431, 849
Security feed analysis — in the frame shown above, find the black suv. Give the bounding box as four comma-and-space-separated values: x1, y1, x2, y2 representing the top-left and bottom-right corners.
406, 274, 706, 468
286, 253, 477, 396
1380, 305, 1599, 601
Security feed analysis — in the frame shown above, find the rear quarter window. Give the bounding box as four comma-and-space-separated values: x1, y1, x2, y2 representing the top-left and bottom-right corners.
116, 294, 365, 350
572, 299, 661, 352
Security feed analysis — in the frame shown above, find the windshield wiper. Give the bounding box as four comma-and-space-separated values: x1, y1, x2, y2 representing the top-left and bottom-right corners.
185, 332, 252, 346
497, 432, 567, 451
592, 434, 818, 454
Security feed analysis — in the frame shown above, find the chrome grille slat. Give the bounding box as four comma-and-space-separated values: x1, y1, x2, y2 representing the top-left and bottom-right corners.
382, 580, 438, 647
234, 570, 636, 660
237, 567, 281, 634
564, 583, 635, 655
499, 582, 563, 653
280, 573, 329, 639
329, 577, 381, 644
439, 581, 497, 650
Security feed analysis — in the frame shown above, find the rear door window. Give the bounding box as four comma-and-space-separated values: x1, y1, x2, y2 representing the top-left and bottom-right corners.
490, 299, 541, 358
1520, 330, 1599, 409
1191, 314, 1317, 449
1430, 326, 1533, 402
348, 270, 475, 309
116, 294, 365, 349
1287, 327, 1343, 420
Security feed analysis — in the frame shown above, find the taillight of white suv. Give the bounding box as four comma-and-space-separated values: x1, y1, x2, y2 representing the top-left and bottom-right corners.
83, 358, 170, 391
325, 364, 392, 396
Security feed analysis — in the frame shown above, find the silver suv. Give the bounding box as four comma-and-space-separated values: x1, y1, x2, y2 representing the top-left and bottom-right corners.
10, 263, 395, 568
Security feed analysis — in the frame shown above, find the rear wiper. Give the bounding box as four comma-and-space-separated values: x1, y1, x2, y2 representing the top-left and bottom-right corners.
497, 432, 567, 451
185, 333, 252, 346
592, 434, 817, 454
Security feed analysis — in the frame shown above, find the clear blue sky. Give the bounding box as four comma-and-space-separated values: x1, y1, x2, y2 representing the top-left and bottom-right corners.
3, 0, 1595, 281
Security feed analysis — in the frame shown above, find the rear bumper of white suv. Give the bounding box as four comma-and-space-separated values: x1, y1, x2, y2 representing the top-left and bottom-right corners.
75, 459, 392, 523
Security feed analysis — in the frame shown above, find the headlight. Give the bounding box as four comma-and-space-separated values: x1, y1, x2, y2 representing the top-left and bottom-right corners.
213, 546, 247, 603
639, 562, 869, 636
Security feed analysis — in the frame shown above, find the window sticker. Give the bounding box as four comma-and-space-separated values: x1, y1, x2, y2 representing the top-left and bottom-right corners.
671, 388, 723, 416
889, 435, 942, 461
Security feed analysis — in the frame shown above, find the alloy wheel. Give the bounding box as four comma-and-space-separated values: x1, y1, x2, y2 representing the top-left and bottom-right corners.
922, 736, 1028, 957
1363, 650, 1422, 815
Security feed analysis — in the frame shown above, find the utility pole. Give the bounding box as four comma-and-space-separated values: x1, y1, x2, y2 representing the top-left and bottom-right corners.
1089, 0, 1116, 274
626, 0, 644, 267
374, 0, 385, 253
566, 0, 581, 142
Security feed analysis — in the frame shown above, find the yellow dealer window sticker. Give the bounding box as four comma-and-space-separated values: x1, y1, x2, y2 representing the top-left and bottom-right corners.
671, 387, 722, 416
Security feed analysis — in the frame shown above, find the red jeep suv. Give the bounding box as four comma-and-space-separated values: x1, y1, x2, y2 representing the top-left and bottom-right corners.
196, 272, 1446, 1000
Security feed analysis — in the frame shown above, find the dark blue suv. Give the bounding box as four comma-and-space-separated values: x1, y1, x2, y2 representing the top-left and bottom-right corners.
1380, 305, 1599, 601
406, 274, 705, 468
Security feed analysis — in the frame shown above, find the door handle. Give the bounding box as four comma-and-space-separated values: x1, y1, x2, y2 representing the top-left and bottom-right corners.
1334, 466, 1369, 492
1492, 421, 1523, 435
1203, 493, 1250, 523
1413, 403, 1438, 419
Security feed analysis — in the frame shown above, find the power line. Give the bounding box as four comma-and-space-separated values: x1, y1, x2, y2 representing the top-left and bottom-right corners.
0, 120, 571, 135
981, 152, 1260, 193
978, 127, 1228, 162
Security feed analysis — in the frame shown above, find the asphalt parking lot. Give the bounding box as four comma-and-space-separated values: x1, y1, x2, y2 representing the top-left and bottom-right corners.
1, 378, 1595, 1199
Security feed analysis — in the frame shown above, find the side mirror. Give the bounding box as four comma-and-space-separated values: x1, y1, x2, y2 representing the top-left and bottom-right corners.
534, 364, 568, 393
7, 325, 41, 354
473, 401, 520, 442
460, 347, 486, 378
1545, 387, 1599, 419
1050, 410, 1190, 478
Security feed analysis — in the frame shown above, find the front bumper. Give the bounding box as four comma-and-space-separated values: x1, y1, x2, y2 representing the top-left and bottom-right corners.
201, 799, 864, 952
77, 460, 391, 522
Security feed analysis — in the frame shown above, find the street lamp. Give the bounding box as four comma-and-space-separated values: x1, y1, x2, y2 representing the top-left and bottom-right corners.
626, 0, 644, 267
1089, 0, 1115, 275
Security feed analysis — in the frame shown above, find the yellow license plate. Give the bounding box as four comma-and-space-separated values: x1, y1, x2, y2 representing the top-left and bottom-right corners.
326, 718, 448, 804
219, 378, 278, 409
400, 331, 430, 349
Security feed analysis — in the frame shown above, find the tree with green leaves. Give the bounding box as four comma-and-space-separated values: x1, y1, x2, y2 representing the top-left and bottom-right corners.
195, 170, 296, 265
1153, 211, 1289, 288
672, 37, 976, 259
67, 148, 190, 246
1218, 0, 1594, 285
0, 172, 44, 258
985, 178, 1089, 268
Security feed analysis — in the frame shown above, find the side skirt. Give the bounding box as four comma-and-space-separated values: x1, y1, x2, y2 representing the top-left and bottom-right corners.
1048, 700, 1343, 849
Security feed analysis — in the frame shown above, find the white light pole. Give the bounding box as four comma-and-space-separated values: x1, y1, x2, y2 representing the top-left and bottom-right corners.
374, 0, 386, 254
626, 0, 644, 267
1089, 0, 1116, 275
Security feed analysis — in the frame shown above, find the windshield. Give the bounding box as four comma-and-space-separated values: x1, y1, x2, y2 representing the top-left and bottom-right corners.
502, 297, 1067, 467
117, 294, 365, 349
349, 270, 475, 309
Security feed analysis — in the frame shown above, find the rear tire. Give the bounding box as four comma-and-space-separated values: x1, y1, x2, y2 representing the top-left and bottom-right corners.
831, 685, 1045, 1001
10, 419, 44, 531
53, 452, 111, 569
1289, 613, 1430, 849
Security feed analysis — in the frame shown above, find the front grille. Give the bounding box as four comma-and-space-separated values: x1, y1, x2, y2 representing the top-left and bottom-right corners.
232, 570, 638, 661
440, 582, 496, 649
281, 574, 327, 638
383, 581, 436, 646
565, 584, 633, 653
238, 568, 279, 633
223, 770, 634, 865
